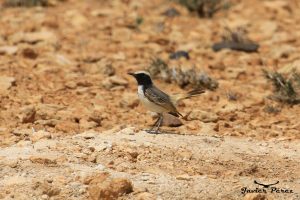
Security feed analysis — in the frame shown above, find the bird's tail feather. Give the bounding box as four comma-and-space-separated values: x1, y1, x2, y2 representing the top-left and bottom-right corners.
171, 88, 205, 105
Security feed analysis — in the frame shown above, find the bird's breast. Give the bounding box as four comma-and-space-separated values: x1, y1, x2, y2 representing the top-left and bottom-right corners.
137, 86, 166, 113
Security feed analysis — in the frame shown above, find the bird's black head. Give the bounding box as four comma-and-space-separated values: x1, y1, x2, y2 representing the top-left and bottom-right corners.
128, 71, 153, 86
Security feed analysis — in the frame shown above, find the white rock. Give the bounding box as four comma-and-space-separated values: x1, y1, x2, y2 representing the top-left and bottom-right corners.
0, 76, 15, 92
0, 46, 18, 55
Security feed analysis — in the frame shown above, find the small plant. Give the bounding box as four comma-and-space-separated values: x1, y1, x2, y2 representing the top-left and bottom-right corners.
293, 72, 300, 87
263, 69, 300, 104
212, 27, 259, 52
175, 0, 230, 18
162, 7, 180, 17
147, 58, 218, 90
226, 91, 238, 101
263, 105, 280, 114
3, 0, 48, 7
126, 16, 144, 30
135, 16, 144, 26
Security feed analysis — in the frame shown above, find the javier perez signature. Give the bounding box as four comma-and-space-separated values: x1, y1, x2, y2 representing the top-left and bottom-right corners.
241, 180, 294, 195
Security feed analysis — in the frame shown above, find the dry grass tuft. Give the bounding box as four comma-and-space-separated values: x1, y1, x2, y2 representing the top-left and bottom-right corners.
147, 58, 218, 90
175, 0, 230, 18
263, 69, 300, 104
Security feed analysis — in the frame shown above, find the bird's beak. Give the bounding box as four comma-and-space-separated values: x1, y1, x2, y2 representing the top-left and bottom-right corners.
128, 72, 135, 77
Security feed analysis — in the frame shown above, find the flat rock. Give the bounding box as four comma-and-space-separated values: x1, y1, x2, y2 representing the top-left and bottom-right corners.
29, 155, 58, 165
0, 76, 15, 92
19, 105, 36, 123
0, 46, 18, 55
30, 130, 51, 142
102, 75, 128, 89
271, 45, 296, 59
10, 31, 58, 44
120, 93, 139, 108
65, 10, 88, 28
136, 192, 156, 200
88, 172, 133, 200
162, 113, 183, 127
187, 110, 218, 123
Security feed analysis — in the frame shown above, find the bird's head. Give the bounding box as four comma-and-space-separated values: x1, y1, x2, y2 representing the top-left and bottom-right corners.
128, 71, 153, 86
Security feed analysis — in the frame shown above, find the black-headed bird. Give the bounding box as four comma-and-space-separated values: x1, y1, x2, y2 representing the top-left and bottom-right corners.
128, 71, 205, 134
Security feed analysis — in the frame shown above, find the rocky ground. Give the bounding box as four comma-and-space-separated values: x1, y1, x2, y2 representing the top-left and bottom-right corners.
0, 0, 299, 199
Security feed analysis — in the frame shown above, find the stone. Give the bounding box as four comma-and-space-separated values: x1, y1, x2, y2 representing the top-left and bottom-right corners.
16, 140, 32, 147
80, 119, 98, 130
12, 128, 32, 138
162, 113, 183, 127
187, 110, 218, 123
55, 121, 79, 133
111, 28, 131, 42
186, 121, 199, 130
36, 104, 65, 120
91, 9, 114, 17
279, 60, 300, 74
0, 46, 18, 55
101, 78, 113, 89
120, 93, 139, 108
199, 123, 218, 135
65, 81, 77, 89
0, 76, 15, 92
176, 174, 192, 181
65, 10, 88, 28
100, 64, 115, 76
22, 48, 38, 59
5, 159, 19, 168
10, 31, 57, 45
109, 76, 128, 86
84, 172, 109, 185
218, 103, 243, 114
30, 130, 51, 142
88, 172, 133, 200
259, 21, 278, 38
41, 194, 49, 200
111, 52, 126, 60
54, 54, 73, 67
243, 193, 272, 200
88, 111, 103, 125
136, 192, 156, 200
19, 105, 36, 123
271, 45, 296, 59
102, 76, 128, 89
40, 181, 61, 197
29, 155, 57, 165
78, 131, 97, 140
35, 119, 59, 127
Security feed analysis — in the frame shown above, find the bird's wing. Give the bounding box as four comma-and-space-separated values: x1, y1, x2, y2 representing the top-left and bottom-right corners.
144, 85, 181, 116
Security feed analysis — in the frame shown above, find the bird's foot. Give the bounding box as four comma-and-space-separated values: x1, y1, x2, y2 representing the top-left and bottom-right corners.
143, 129, 161, 134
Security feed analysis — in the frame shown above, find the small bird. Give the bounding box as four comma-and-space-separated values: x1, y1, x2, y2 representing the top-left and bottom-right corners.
128, 71, 205, 134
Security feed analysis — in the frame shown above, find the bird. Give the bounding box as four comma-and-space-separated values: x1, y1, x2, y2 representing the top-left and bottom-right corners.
128, 71, 205, 134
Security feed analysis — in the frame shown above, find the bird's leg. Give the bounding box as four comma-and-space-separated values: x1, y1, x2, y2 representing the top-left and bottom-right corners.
145, 116, 159, 133
151, 116, 161, 129
146, 113, 163, 134
153, 114, 163, 134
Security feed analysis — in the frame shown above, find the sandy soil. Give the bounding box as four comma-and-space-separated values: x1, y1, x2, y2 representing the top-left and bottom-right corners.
0, 129, 299, 199
0, 0, 299, 199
